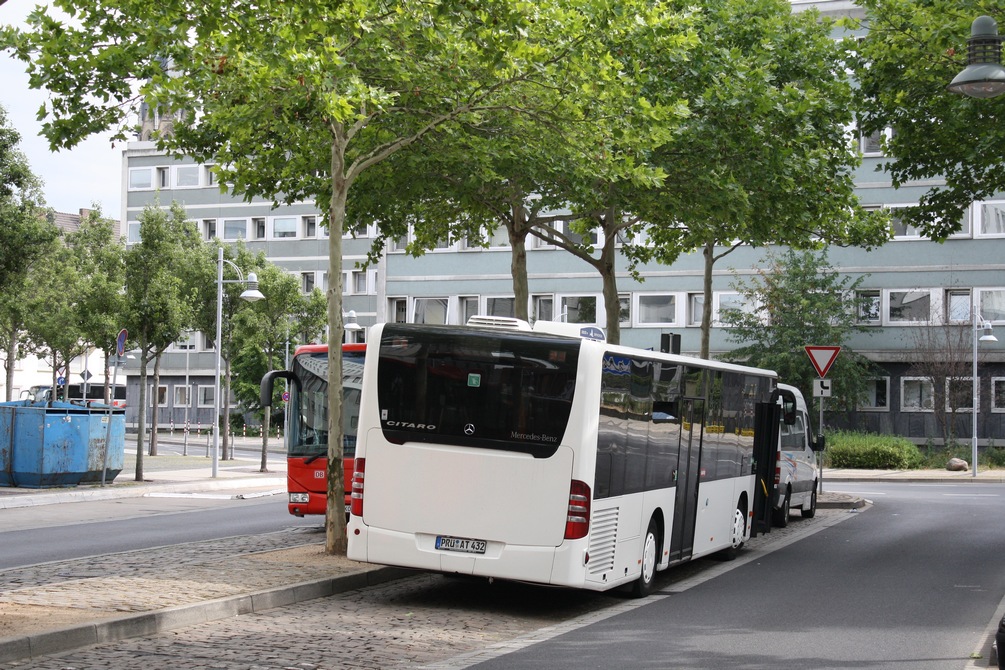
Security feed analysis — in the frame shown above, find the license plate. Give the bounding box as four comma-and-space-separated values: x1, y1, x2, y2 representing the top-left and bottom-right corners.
435, 535, 487, 554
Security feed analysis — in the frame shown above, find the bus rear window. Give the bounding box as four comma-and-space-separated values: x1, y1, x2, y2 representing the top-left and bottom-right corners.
376, 324, 579, 457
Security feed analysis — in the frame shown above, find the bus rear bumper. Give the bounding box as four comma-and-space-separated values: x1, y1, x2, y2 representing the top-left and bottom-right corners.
347, 521, 588, 588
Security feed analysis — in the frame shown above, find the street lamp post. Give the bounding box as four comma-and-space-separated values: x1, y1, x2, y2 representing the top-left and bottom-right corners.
212, 246, 264, 478
949, 15, 1005, 98
972, 310, 998, 478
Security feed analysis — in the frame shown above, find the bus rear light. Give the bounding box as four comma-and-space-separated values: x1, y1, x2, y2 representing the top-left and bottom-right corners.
565, 480, 591, 540
350, 458, 365, 517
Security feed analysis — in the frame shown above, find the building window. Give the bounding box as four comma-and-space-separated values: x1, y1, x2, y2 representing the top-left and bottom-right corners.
176, 165, 200, 187
687, 293, 704, 327
992, 378, 1005, 413
174, 385, 191, 408
560, 295, 598, 324
202, 219, 217, 240
157, 167, 170, 189
274, 216, 297, 238
888, 290, 931, 323
351, 271, 367, 295
459, 296, 479, 324
222, 218, 247, 240
390, 298, 407, 323
636, 293, 677, 326
532, 295, 554, 322
901, 377, 934, 412
486, 297, 516, 318
715, 292, 755, 326
860, 377, 889, 411
888, 206, 922, 238
979, 289, 1005, 323
856, 290, 881, 324
302, 215, 317, 238
204, 165, 217, 186
198, 385, 215, 407
619, 294, 630, 326
945, 289, 971, 323
977, 202, 1005, 236
126, 221, 141, 245
128, 168, 153, 190
301, 272, 315, 293
148, 385, 168, 407
414, 297, 448, 324
946, 377, 974, 412
252, 217, 266, 239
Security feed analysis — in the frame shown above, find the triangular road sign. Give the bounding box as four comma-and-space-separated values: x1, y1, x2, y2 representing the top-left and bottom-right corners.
804, 346, 841, 378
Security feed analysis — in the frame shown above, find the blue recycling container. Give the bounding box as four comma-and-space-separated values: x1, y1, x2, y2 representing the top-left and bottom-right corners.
0, 400, 125, 488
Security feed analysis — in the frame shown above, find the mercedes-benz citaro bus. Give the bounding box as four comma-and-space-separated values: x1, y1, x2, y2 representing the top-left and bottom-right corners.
347, 317, 790, 596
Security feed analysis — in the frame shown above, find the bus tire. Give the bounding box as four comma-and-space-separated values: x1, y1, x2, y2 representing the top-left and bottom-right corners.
772, 488, 791, 528
801, 485, 817, 519
720, 503, 746, 561
632, 518, 659, 598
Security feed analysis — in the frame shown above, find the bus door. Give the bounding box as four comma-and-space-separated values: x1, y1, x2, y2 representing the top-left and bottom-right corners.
669, 397, 704, 563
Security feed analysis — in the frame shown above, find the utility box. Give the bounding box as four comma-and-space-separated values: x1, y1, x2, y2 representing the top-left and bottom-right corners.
0, 401, 125, 488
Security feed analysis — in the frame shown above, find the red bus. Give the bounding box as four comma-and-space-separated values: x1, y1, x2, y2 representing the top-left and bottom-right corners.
260, 342, 365, 517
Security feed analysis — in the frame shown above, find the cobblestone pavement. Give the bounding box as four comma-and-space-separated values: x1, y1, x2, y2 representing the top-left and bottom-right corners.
0, 502, 865, 670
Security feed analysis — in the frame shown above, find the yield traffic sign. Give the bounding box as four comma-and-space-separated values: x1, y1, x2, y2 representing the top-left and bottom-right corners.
804, 346, 841, 378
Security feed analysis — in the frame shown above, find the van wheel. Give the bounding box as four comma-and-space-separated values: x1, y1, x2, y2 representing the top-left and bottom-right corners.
801, 486, 817, 519
720, 505, 746, 561
772, 488, 791, 528
631, 518, 659, 598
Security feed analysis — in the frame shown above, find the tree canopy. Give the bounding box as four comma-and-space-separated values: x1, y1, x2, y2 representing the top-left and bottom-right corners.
848, 0, 1005, 239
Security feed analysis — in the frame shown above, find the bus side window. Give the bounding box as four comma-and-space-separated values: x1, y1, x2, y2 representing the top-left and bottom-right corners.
652, 400, 679, 423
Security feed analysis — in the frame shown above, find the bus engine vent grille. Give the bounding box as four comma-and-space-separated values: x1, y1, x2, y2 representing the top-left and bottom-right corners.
587, 507, 619, 575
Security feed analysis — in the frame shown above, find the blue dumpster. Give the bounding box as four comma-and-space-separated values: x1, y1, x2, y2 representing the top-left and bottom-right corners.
0, 401, 125, 488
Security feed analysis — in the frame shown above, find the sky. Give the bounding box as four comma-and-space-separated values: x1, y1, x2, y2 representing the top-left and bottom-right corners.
1, 1, 124, 217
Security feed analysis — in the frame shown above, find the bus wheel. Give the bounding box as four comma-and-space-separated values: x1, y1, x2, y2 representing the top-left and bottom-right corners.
721, 505, 746, 561
801, 486, 817, 519
772, 488, 791, 528
632, 518, 659, 598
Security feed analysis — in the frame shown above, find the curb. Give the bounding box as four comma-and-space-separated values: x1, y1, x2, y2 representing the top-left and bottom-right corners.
0, 566, 413, 664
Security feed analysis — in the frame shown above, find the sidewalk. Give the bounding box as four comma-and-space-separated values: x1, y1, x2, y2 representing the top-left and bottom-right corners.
0, 444, 997, 664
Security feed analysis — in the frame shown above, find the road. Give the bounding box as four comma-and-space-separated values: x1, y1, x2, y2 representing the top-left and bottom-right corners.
3, 481, 1004, 669
0, 493, 314, 570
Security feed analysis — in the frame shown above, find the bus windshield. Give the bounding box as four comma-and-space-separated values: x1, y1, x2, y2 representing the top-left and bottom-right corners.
376, 324, 580, 456
288, 350, 365, 460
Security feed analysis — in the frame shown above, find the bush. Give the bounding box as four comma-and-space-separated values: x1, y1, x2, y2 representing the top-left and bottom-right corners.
826, 431, 924, 469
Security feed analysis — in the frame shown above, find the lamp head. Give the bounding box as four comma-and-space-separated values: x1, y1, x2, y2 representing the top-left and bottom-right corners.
948, 16, 1005, 98
240, 272, 265, 302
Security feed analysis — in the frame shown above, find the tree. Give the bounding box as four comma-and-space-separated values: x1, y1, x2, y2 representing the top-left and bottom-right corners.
848, 0, 1005, 240
3, 0, 627, 554
123, 204, 210, 480
906, 315, 989, 447
68, 210, 127, 405
0, 104, 54, 295
634, 0, 890, 358
719, 249, 880, 417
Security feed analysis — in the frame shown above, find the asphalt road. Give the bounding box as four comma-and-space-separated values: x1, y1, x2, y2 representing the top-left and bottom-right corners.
469, 481, 1005, 669
0, 494, 314, 570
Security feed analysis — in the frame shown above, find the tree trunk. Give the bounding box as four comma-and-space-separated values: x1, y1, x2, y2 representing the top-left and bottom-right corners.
149, 353, 161, 456
326, 135, 348, 555
3, 327, 16, 402
135, 347, 150, 481
700, 241, 715, 360
509, 210, 530, 322
600, 242, 620, 346
223, 356, 232, 460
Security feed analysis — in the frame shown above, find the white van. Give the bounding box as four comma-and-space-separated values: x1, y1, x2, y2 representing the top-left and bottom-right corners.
773, 383, 825, 527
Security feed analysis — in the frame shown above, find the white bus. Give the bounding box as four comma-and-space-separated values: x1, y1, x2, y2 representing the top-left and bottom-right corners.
347, 319, 787, 596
